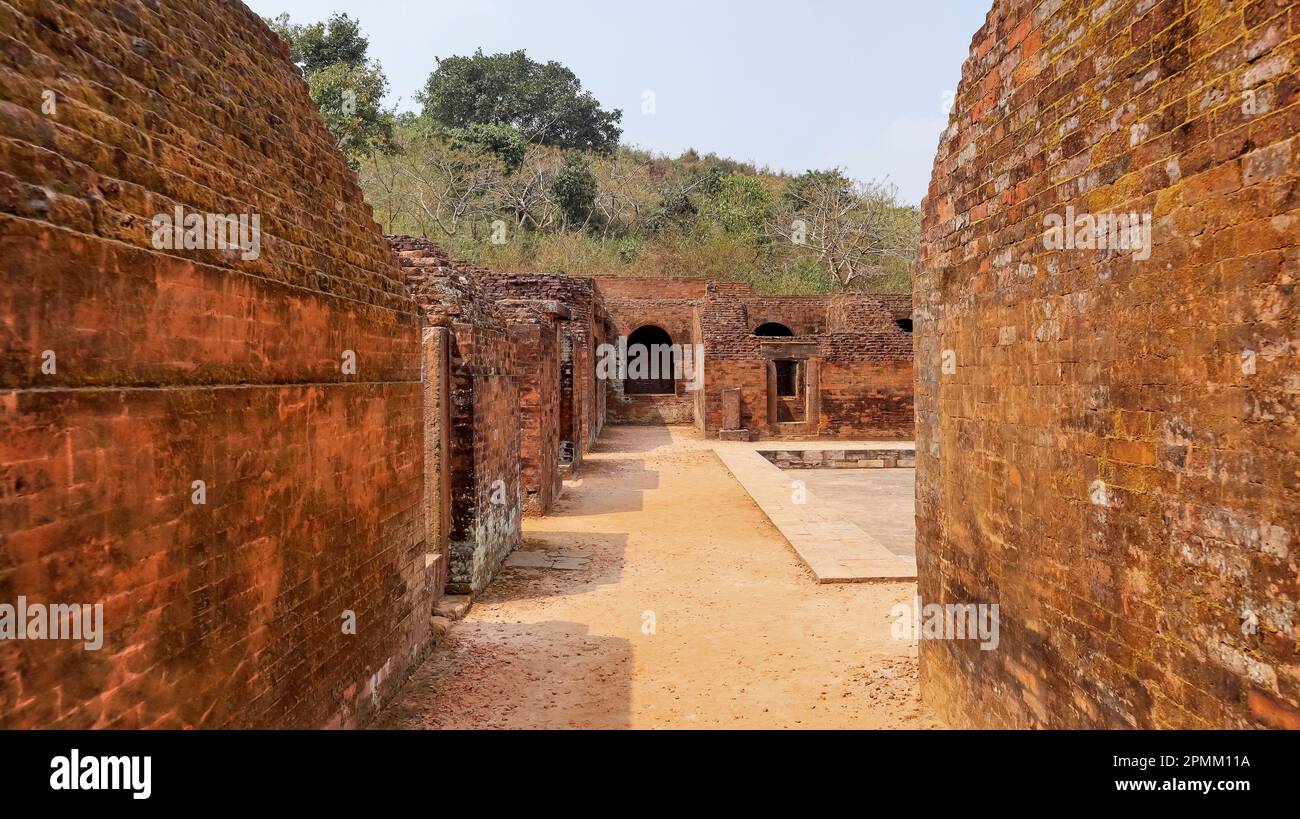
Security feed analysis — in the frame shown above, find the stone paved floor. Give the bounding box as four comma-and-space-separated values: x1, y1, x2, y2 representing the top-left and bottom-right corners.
374, 425, 939, 729
783, 468, 917, 560
711, 445, 916, 582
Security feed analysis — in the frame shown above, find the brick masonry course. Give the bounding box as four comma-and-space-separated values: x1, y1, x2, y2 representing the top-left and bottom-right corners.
916, 0, 1300, 729
390, 237, 523, 595
0, 0, 431, 728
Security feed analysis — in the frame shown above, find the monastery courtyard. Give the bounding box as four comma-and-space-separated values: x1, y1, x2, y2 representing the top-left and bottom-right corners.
376, 426, 938, 729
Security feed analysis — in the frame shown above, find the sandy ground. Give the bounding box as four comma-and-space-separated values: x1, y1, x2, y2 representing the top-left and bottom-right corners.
375, 425, 941, 729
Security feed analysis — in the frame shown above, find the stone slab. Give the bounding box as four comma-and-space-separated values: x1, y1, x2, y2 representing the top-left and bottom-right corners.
711, 446, 916, 583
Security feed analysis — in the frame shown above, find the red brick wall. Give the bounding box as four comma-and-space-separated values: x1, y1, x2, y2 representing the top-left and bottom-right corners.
0, 0, 433, 727
478, 273, 609, 465
700, 360, 769, 432
819, 361, 914, 438
592, 277, 708, 299
601, 294, 699, 425
423, 327, 452, 595
917, 0, 1299, 728
452, 356, 521, 593
509, 315, 562, 515
390, 238, 522, 595
698, 286, 915, 439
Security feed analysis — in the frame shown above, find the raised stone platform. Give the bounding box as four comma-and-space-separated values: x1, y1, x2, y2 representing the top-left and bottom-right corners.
712, 441, 916, 583
757, 446, 915, 469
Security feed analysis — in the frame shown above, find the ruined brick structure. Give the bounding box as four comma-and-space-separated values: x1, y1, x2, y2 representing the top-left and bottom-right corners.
696, 283, 915, 440
503, 301, 569, 516
389, 238, 522, 592
597, 277, 706, 425
477, 273, 614, 471
497, 276, 915, 440
481, 274, 914, 441
917, 0, 1299, 728
0, 0, 434, 728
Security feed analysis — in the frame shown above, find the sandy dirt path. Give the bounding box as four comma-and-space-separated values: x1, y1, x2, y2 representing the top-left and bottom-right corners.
376, 425, 940, 729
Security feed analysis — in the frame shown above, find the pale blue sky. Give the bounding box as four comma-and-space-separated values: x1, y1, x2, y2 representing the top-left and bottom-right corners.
244, 1, 991, 204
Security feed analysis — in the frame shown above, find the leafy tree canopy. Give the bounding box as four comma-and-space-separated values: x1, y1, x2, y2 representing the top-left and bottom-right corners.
307, 63, 397, 163
265, 12, 397, 165
783, 169, 852, 210
446, 122, 528, 172
268, 12, 369, 73
419, 49, 622, 153
551, 153, 599, 227
706, 173, 773, 239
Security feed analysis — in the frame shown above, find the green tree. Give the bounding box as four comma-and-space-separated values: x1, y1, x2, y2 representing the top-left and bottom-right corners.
419, 49, 622, 153
783, 169, 852, 210
267, 12, 369, 72
446, 123, 527, 172
551, 153, 598, 228
266, 12, 397, 165
616, 236, 640, 264
707, 174, 773, 239
308, 62, 396, 162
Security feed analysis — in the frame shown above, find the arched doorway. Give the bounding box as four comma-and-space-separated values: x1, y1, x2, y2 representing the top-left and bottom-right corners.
754, 322, 794, 337
625, 325, 675, 395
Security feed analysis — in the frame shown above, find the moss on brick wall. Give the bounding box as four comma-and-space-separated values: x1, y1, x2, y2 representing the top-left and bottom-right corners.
0, 0, 430, 728
916, 0, 1299, 728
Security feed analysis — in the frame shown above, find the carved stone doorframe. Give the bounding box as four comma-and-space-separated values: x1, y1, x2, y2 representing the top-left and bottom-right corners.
760, 340, 819, 436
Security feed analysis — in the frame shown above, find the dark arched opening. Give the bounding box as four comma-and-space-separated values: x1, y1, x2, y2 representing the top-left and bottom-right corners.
895, 318, 913, 333
754, 322, 794, 337
625, 325, 675, 395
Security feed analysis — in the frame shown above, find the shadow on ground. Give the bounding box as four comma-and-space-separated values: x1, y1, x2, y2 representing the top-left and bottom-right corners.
591, 423, 678, 453
370, 620, 633, 729
486, 530, 629, 604
547, 456, 659, 516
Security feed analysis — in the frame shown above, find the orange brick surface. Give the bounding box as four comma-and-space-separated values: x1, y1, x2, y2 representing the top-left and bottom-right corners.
916, 0, 1299, 728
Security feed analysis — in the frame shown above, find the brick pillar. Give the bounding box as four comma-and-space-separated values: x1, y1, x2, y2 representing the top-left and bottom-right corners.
423, 326, 451, 595
721, 387, 741, 429
765, 360, 778, 427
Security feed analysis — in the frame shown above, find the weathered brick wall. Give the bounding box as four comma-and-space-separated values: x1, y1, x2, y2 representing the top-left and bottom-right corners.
592, 277, 708, 299
598, 287, 700, 425
455, 362, 521, 593
422, 327, 452, 595
591, 307, 613, 443
0, 0, 434, 727
917, 0, 1299, 728
698, 285, 915, 439
390, 238, 521, 595
479, 273, 607, 467
744, 297, 832, 335
607, 389, 697, 424
504, 306, 562, 515
819, 359, 914, 439
699, 360, 769, 433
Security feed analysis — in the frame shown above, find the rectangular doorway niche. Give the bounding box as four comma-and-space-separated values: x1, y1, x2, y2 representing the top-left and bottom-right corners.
558, 328, 577, 468
762, 341, 819, 436
773, 359, 804, 422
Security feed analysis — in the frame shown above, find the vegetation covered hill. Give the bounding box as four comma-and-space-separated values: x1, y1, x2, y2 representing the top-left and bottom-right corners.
267, 13, 919, 294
